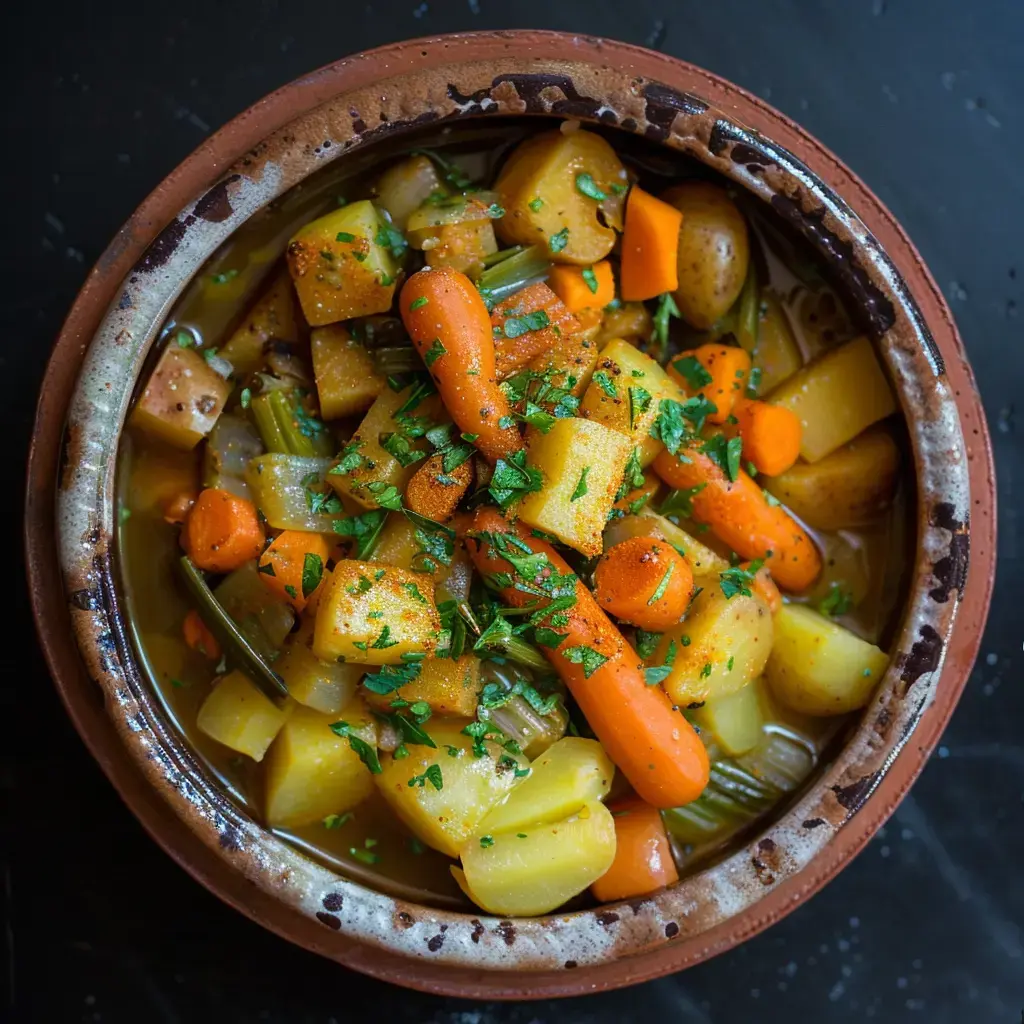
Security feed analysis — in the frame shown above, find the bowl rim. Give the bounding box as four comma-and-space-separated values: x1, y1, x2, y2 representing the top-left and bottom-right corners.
26, 30, 996, 998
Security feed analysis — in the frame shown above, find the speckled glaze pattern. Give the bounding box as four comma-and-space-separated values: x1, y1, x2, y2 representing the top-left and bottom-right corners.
28, 33, 996, 998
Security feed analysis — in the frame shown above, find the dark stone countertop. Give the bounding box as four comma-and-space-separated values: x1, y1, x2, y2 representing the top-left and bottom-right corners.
6, 1, 1021, 1021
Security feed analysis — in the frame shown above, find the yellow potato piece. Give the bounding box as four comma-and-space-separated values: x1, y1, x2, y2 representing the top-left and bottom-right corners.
769, 336, 897, 462
219, 270, 301, 376
692, 679, 765, 756
363, 654, 482, 718
459, 800, 617, 916
766, 603, 889, 716
373, 154, 444, 231
375, 720, 529, 856
312, 560, 440, 666
311, 325, 385, 420
264, 702, 377, 829
245, 454, 344, 533
196, 671, 292, 762
517, 417, 633, 556
746, 290, 803, 395
276, 620, 365, 715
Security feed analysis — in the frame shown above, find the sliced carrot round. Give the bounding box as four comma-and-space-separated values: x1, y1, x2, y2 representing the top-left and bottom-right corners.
181, 488, 264, 574
257, 530, 330, 611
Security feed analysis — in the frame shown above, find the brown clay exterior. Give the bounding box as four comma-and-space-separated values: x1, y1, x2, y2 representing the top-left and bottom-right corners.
25, 32, 996, 997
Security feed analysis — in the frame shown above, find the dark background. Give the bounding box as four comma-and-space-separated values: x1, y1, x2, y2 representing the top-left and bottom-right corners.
7, 1, 1022, 1021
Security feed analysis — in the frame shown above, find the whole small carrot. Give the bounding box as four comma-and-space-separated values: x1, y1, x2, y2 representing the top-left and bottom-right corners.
593, 536, 694, 631
466, 507, 709, 808
400, 267, 522, 462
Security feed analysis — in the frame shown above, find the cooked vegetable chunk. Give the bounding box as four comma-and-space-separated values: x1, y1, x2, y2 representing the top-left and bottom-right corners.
766, 603, 889, 715
362, 654, 482, 718
491, 281, 581, 380
264, 702, 377, 828
604, 507, 730, 576
620, 187, 684, 301
197, 671, 292, 761
286, 200, 400, 325
312, 559, 441, 665
213, 560, 295, 658
311, 325, 385, 420
257, 530, 329, 612
219, 270, 301, 376
547, 260, 616, 314
181, 488, 264, 573
692, 679, 765, 755
769, 336, 898, 462
590, 798, 678, 902
373, 154, 444, 231
276, 622, 364, 714
245, 454, 343, 532
406, 192, 499, 277
202, 414, 263, 500
593, 536, 694, 631
517, 418, 633, 556
668, 343, 751, 425
404, 453, 474, 524
744, 290, 802, 395
131, 345, 231, 450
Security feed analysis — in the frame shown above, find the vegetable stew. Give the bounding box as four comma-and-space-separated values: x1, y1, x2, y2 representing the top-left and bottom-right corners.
118, 119, 912, 915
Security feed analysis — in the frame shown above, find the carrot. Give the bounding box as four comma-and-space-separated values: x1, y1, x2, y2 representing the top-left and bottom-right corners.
652, 445, 821, 592
733, 399, 802, 476
163, 489, 197, 526
181, 488, 265, 574
593, 536, 694, 631
400, 268, 522, 462
404, 453, 473, 523
613, 471, 660, 514
746, 561, 782, 615
490, 281, 581, 379
620, 187, 684, 301
590, 798, 679, 902
547, 261, 615, 313
257, 530, 330, 612
668, 344, 751, 424
182, 609, 221, 661
466, 507, 709, 808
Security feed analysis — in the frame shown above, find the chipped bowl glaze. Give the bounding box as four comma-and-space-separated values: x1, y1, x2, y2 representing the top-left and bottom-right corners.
26, 32, 995, 997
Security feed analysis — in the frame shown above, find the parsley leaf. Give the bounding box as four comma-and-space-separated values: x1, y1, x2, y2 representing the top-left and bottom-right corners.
651, 292, 681, 353
575, 173, 607, 201
644, 665, 673, 686
549, 227, 570, 253
370, 625, 399, 649
329, 721, 382, 773
408, 295, 428, 311
528, 197, 544, 212
423, 339, 447, 367
647, 561, 675, 605
660, 484, 707, 521
672, 354, 714, 391
702, 434, 743, 481
407, 764, 444, 791
361, 661, 422, 695
562, 645, 608, 679
593, 370, 618, 398
488, 450, 543, 508
380, 431, 426, 468
635, 629, 662, 659
818, 582, 854, 618
719, 558, 765, 599
301, 553, 323, 599
628, 385, 652, 429
332, 508, 387, 558
746, 365, 763, 398
375, 223, 408, 260
502, 309, 550, 339
330, 440, 365, 476
581, 266, 599, 293
570, 466, 590, 502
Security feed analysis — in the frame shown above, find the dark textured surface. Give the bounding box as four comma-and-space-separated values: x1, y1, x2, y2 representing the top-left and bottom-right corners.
6, 1, 1022, 1021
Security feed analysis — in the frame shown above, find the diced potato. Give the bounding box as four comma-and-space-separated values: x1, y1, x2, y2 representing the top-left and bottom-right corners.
219, 270, 301, 376
214, 561, 295, 660
770, 336, 898, 462
197, 670, 292, 761
458, 800, 617, 916
653, 584, 773, 707
491, 282, 581, 379
202, 414, 263, 500
286, 200, 400, 325
312, 559, 440, 665
264, 702, 377, 829
363, 654, 482, 718
495, 129, 627, 265
517, 418, 633, 556
245, 454, 347, 532
763, 427, 900, 532
692, 680, 764, 756
528, 323, 600, 396
276, 620, 365, 714
407, 194, 500, 277
596, 302, 653, 348
604, 507, 730, 575
373, 154, 444, 231
476, 737, 613, 835
375, 719, 529, 856
131, 345, 231, 450
746, 290, 803, 395
766, 603, 889, 716
581, 338, 675, 466
310, 325, 385, 420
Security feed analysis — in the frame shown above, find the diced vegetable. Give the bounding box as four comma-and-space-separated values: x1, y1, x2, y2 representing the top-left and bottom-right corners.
668, 343, 752, 425
494, 129, 627, 265
651, 584, 773, 707
312, 559, 441, 665
311, 325, 386, 420
363, 654, 482, 718
527, 321, 600, 397
547, 261, 616, 314
590, 799, 678, 902
517, 418, 633, 556
769, 336, 898, 462
596, 302, 653, 347
491, 281, 581, 379
181, 488, 264, 573
276, 621, 364, 714
250, 388, 333, 458
197, 670, 292, 761
131, 345, 231, 450
660, 182, 750, 329
458, 800, 616, 915
219, 271, 301, 376
375, 718, 529, 856
604, 507, 730, 576
245, 454, 344, 532
406, 192, 499, 277
202, 414, 263, 499
593, 536, 694, 631
404, 453, 474, 523
744, 290, 802, 394
762, 426, 900, 531
373, 154, 444, 231
732, 399, 802, 477
257, 530, 329, 612
765, 603, 888, 715
692, 679, 765, 756
286, 200, 401, 325
212, 559, 296, 659
620, 188, 684, 301
265, 701, 377, 828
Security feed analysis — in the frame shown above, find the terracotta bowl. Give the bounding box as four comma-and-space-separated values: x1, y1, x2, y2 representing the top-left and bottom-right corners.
26, 31, 996, 998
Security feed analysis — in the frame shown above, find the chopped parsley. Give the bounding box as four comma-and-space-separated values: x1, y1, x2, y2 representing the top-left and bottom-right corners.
239, 387, 251, 408
408, 295, 429, 311
322, 812, 353, 829
375, 223, 408, 260
700, 662, 713, 679
672, 354, 714, 391
423, 338, 447, 367
581, 266, 599, 293
283, 584, 298, 599
651, 292, 681, 353
502, 309, 550, 339
329, 440, 365, 476
479, 835, 495, 848
210, 269, 239, 285
361, 661, 422, 695
350, 843, 380, 865
592, 370, 618, 398
628, 385, 652, 430
636, 629, 662, 659
570, 466, 590, 502
301, 552, 323, 598
332, 508, 387, 558
702, 433, 743, 481
575, 173, 607, 201
549, 227, 570, 253
660, 484, 707, 521
562, 645, 608, 679
647, 562, 675, 605
407, 764, 444, 791
528, 197, 544, 212
719, 559, 765, 599
370, 625, 398, 649
818, 582, 854, 618
403, 582, 428, 604
746, 365, 763, 398
329, 721, 382, 774
488, 450, 543, 508
644, 665, 673, 686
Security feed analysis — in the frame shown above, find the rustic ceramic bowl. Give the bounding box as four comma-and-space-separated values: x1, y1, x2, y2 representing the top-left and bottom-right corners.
26, 31, 995, 997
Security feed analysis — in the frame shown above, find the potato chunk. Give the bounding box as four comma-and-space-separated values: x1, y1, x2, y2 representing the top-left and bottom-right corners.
219, 270, 301, 376
264, 702, 376, 829
745, 290, 802, 395
311, 325, 385, 420
276, 621, 365, 714
363, 654, 482, 718
312, 560, 440, 665
495, 129, 627, 265
245, 454, 343, 533
375, 719, 529, 856
652, 584, 773, 707
769, 336, 897, 462
692, 680, 764, 756
131, 345, 230, 450
406, 192, 499, 277
197, 671, 292, 761
286, 200, 400, 325
766, 603, 889, 715
373, 154, 444, 231
517, 418, 633, 556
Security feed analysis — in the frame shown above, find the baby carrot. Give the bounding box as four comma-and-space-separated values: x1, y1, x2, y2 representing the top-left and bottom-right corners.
733, 399, 802, 477
652, 445, 821, 592
619, 187, 683, 301
466, 507, 709, 808
547, 261, 616, 313
182, 608, 221, 661
401, 267, 522, 462
590, 798, 679, 902
257, 530, 330, 612
404, 453, 474, 523
746, 560, 782, 615
181, 488, 265, 574
669, 344, 751, 424
491, 281, 580, 379
593, 536, 694, 631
